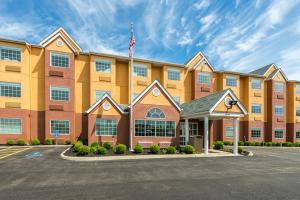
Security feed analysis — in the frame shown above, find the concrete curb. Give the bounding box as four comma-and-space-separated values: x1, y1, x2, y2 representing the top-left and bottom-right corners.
60, 148, 240, 162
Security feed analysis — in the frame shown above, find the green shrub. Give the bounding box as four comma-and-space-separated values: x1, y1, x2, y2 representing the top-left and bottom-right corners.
114, 144, 127, 154
213, 141, 224, 150
6, 139, 14, 146
260, 142, 265, 146
282, 142, 293, 147
150, 144, 160, 154
96, 146, 107, 155
44, 138, 53, 145
166, 146, 176, 154
77, 137, 87, 145
65, 140, 72, 145
31, 138, 40, 145
90, 146, 98, 153
238, 141, 244, 146
272, 142, 281, 146
16, 139, 26, 146
102, 142, 112, 150
184, 145, 195, 154
74, 141, 83, 152
238, 147, 243, 154
134, 144, 143, 154
265, 142, 272, 146
294, 142, 300, 147
254, 142, 260, 146
244, 141, 250, 146
77, 145, 90, 155
223, 141, 232, 145
90, 142, 100, 148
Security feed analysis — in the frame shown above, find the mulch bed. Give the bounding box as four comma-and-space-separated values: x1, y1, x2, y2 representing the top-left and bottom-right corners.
65, 147, 188, 157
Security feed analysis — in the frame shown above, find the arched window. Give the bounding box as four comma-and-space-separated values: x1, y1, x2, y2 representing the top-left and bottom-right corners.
146, 108, 165, 118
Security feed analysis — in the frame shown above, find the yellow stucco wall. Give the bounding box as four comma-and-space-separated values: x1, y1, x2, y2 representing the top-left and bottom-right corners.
140, 87, 173, 106
213, 94, 243, 113
91, 99, 120, 116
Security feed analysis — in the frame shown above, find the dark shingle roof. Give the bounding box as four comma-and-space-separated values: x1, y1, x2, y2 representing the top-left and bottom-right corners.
249, 64, 274, 75
266, 68, 279, 79
180, 89, 229, 116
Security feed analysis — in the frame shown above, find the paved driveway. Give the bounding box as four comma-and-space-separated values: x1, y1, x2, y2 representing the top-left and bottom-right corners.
0, 147, 300, 200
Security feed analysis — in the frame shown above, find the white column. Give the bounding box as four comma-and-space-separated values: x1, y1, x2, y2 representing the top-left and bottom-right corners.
233, 118, 239, 155
204, 116, 209, 155
185, 119, 189, 145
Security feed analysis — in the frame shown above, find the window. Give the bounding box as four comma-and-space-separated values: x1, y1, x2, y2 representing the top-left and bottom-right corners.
135, 120, 176, 137
51, 120, 70, 135
296, 107, 300, 117
274, 129, 284, 139
133, 64, 147, 77
296, 130, 300, 139
296, 85, 300, 95
168, 68, 180, 81
51, 52, 69, 68
251, 79, 261, 89
0, 82, 21, 97
226, 76, 237, 87
50, 86, 69, 101
0, 118, 21, 134
180, 122, 199, 145
251, 103, 261, 114
95, 60, 112, 73
146, 108, 165, 118
95, 90, 112, 101
172, 96, 180, 105
0, 46, 21, 62
251, 128, 261, 138
225, 127, 233, 137
198, 72, 211, 84
275, 106, 284, 115
96, 119, 117, 136
275, 82, 283, 92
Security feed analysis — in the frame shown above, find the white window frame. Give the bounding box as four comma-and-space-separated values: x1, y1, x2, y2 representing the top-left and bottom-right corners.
226, 76, 237, 87
95, 59, 112, 73
251, 79, 261, 89
50, 120, 70, 135
50, 52, 70, 68
225, 126, 234, 137
0, 45, 21, 62
179, 122, 199, 146
133, 64, 148, 77
251, 128, 261, 138
296, 130, 300, 139
274, 129, 284, 139
0, 81, 21, 98
296, 107, 300, 117
50, 86, 70, 101
167, 68, 180, 81
95, 118, 117, 136
198, 72, 211, 84
275, 82, 284, 92
275, 105, 284, 116
134, 119, 176, 138
251, 103, 261, 114
0, 118, 22, 134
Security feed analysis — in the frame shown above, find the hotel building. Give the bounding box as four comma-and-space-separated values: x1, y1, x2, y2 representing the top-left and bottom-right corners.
0, 28, 299, 151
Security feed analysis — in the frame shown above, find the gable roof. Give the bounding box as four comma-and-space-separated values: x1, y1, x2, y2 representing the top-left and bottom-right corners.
85, 94, 125, 114
39, 27, 82, 53
180, 89, 247, 118
131, 80, 182, 111
266, 68, 288, 81
249, 63, 276, 76
185, 51, 215, 71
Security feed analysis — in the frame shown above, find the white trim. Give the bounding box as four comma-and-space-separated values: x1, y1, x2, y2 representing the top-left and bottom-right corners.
50, 86, 70, 102
0, 45, 22, 63
267, 68, 288, 81
134, 119, 177, 138
263, 64, 277, 76
50, 51, 70, 68
189, 52, 215, 72
40, 27, 81, 53
131, 80, 182, 111
145, 107, 166, 119
0, 118, 22, 135
85, 94, 124, 114
50, 120, 70, 135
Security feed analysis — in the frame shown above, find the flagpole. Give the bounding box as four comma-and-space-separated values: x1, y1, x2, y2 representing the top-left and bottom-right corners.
129, 23, 134, 151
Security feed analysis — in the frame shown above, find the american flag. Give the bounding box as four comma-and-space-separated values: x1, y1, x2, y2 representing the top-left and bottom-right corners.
129, 24, 135, 58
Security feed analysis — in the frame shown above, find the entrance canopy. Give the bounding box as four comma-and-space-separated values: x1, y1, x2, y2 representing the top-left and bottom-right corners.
180, 89, 248, 155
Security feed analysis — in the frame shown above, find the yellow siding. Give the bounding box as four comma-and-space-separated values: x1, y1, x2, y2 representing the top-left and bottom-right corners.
213, 94, 243, 113
91, 100, 120, 116
140, 88, 172, 106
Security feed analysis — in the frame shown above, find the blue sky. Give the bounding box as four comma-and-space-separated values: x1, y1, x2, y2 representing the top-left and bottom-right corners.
1, 0, 300, 79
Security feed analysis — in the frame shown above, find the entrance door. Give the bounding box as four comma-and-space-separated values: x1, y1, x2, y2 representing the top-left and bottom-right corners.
179, 122, 199, 146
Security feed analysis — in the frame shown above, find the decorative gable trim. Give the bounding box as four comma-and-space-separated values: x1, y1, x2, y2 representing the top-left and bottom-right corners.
185, 51, 215, 72
85, 94, 125, 114
131, 80, 182, 111
39, 27, 81, 53
267, 68, 288, 81
209, 89, 248, 115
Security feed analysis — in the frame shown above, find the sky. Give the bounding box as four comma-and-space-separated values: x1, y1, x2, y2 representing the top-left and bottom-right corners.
1, 0, 300, 79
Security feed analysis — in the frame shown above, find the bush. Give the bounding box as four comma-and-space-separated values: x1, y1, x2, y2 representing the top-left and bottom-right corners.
213, 141, 224, 150
238, 147, 243, 154
134, 144, 143, 154
282, 142, 293, 147
294, 142, 300, 147
96, 146, 108, 155
150, 144, 160, 154
238, 141, 244, 146
223, 141, 232, 146
272, 142, 281, 146
184, 145, 195, 154
31, 138, 40, 145
114, 144, 127, 154
102, 142, 112, 150
166, 146, 176, 154
16, 139, 26, 146
90, 146, 98, 153
244, 141, 250, 146
77, 137, 88, 145
65, 140, 72, 145
74, 141, 83, 152
254, 142, 261, 146
77, 145, 90, 155
90, 142, 100, 148
6, 139, 14, 146
265, 142, 272, 146
44, 138, 53, 145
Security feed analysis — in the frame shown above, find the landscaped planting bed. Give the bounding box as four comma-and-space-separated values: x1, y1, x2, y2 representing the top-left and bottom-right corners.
221, 141, 300, 147
65, 141, 197, 157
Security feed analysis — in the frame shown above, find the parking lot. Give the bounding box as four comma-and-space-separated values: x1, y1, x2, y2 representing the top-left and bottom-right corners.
0, 146, 300, 200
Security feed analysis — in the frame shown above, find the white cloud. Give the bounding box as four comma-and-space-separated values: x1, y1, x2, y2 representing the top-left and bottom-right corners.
235, 0, 240, 8
178, 31, 193, 46
194, 0, 210, 10
199, 13, 217, 33
236, 32, 265, 51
